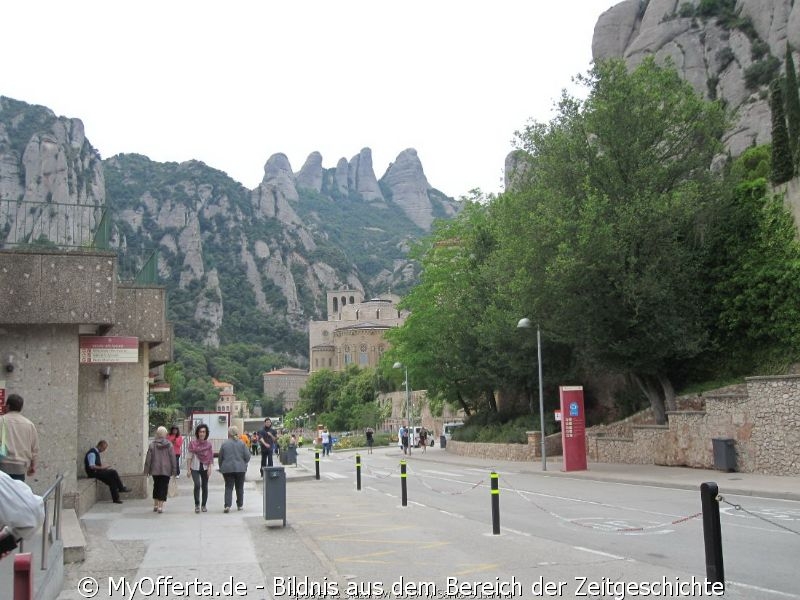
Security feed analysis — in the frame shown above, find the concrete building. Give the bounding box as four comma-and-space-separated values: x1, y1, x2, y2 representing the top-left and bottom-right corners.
0, 248, 172, 511
308, 290, 408, 373
213, 377, 249, 418
262, 367, 309, 412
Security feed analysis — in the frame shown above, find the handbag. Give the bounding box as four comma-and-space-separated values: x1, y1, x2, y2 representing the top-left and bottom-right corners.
168, 476, 178, 498
0, 417, 8, 460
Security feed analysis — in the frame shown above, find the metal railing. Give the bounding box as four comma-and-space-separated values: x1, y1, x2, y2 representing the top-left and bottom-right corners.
0, 199, 104, 249
16, 474, 63, 570
0, 199, 159, 285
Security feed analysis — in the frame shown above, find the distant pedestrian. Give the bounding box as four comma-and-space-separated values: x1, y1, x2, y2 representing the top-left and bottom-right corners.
167, 426, 184, 477
399, 426, 409, 455
0, 394, 39, 482
418, 427, 428, 453
259, 418, 277, 470
144, 426, 177, 513
219, 426, 250, 513
85, 440, 131, 503
365, 428, 374, 454
321, 429, 331, 456
250, 432, 259, 455
187, 424, 214, 513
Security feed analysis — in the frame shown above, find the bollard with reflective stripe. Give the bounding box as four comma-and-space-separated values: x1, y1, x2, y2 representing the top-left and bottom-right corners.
315, 450, 320, 480
356, 454, 362, 490
14, 553, 33, 600
400, 460, 407, 506
700, 482, 724, 589
490, 471, 500, 535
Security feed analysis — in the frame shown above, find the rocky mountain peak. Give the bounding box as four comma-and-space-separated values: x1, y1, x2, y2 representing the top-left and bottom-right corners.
382, 148, 437, 230
296, 151, 323, 193
591, 0, 800, 156
348, 147, 385, 204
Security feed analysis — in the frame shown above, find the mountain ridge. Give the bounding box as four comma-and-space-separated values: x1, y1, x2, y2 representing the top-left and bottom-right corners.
0, 95, 462, 360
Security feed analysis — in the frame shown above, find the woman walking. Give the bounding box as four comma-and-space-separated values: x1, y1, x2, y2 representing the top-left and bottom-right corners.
218, 426, 250, 513
144, 426, 177, 513
187, 423, 214, 513
167, 426, 184, 477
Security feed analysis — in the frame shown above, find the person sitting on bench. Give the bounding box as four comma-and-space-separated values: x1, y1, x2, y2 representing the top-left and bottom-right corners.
84, 440, 130, 504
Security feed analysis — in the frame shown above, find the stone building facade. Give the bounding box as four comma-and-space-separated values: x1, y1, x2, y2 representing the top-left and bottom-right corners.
308, 290, 408, 373
213, 377, 249, 418
262, 367, 309, 412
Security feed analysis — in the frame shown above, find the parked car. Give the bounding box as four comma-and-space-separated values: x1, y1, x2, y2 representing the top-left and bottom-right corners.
443, 422, 464, 441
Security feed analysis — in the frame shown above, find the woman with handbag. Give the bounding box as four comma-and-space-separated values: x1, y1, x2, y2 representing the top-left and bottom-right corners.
187, 423, 214, 513
144, 426, 177, 513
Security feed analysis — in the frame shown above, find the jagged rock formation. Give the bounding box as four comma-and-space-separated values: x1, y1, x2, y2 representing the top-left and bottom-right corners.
0, 95, 462, 357
0, 97, 105, 246
592, 0, 799, 156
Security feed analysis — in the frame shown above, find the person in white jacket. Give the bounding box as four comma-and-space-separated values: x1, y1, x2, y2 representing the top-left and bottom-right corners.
0, 470, 45, 558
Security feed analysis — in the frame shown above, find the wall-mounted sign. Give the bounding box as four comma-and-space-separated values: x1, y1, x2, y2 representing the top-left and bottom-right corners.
79, 336, 139, 364
150, 382, 171, 393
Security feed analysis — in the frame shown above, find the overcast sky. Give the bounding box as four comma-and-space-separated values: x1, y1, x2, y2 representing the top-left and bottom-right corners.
3, 1, 614, 199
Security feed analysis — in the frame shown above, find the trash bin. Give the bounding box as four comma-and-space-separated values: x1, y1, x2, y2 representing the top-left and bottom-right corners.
440, 434, 447, 449
712, 438, 736, 472
262, 466, 286, 526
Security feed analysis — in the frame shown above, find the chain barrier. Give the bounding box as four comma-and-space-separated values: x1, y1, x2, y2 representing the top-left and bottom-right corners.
501, 475, 702, 534
717, 495, 800, 536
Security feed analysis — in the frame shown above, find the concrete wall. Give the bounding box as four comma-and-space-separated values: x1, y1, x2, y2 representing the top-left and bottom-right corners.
0, 324, 80, 496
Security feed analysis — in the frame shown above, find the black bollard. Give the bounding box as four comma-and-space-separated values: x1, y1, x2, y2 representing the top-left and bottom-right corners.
315, 450, 320, 480
400, 459, 407, 506
700, 482, 724, 589
490, 471, 500, 535
356, 454, 362, 490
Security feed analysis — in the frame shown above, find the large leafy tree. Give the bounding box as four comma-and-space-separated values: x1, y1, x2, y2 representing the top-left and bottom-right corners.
504, 58, 727, 423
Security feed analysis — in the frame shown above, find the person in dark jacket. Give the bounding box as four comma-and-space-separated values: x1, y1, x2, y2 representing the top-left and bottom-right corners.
218, 426, 251, 513
85, 440, 131, 503
144, 426, 177, 513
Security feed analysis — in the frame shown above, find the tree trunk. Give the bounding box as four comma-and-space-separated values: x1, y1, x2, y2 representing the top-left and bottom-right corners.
456, 389, 471, 417
485, 388, 498, 413
657, 373, 677, 413
631, 373, 667, 425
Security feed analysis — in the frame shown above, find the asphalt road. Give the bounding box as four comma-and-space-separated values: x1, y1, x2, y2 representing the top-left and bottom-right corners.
277, 446, 800, 600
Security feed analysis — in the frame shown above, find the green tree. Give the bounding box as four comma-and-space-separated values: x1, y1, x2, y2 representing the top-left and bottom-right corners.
506, 58, 727, 423
784, 45, 800, 160
770, 78, 794, 184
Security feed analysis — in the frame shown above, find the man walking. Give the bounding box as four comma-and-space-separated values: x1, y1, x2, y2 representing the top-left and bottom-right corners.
0, 394, 39, 482
84, 440, 130, 503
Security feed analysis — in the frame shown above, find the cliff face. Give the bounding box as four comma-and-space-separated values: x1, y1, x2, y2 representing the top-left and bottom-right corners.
592, 0, 800, 156
0, 95, 461, 357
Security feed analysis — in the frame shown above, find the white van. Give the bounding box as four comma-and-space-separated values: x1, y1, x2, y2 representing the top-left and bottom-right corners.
443, 422, 464, 441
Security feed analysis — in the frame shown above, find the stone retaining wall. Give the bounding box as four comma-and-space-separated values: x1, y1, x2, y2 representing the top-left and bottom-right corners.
447, 377, 798, 475
588, 377, 799, 475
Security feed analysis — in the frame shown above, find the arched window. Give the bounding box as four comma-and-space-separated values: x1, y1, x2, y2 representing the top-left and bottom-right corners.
356, 309, 360, 320
333, 297, 338, 313
341, 296, 347, 306
376, 309, 380, 319
349, 296, 355, 304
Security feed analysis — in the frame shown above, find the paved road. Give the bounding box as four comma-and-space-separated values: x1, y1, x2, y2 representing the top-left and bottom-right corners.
57, 446, 799, 600
308, 447, 799, 599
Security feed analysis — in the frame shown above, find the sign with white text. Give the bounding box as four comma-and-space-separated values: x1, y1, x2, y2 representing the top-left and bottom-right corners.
79, 336, 139, 364
559, 385, 587, 472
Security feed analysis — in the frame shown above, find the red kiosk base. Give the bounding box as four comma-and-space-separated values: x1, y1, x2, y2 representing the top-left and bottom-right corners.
559, 386, 587, 471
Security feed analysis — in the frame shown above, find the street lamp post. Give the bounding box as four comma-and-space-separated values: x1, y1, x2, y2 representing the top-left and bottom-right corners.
393, 361, 411, 451
517, 318, 547, 471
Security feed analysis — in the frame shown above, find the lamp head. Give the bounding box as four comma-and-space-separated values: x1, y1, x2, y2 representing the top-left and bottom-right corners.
392, 361, 403, 370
